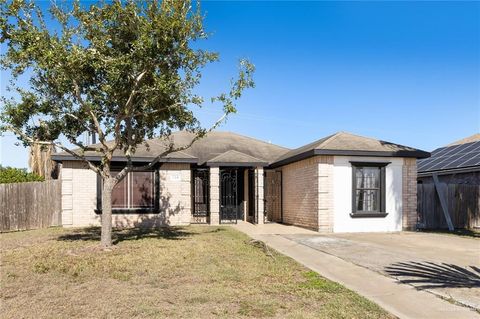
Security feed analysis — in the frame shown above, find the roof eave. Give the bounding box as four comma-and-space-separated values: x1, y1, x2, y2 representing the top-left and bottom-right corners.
270, 149, 430, 168
314, 149, 431, 158
51, 154, 198, 164
206, 161, 268, 167
269, 150, 315, 168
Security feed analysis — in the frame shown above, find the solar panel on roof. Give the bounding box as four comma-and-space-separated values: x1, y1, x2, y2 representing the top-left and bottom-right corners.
456, 142, 480, 154
419, 152, 453, 170
430, 147, 447, 157
417, 141, 480, 173
448, 150, 480, 168
429, 154, 464, 170
457, 156, 480, 168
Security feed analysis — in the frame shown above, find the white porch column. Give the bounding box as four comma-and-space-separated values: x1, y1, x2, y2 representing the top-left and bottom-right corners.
209, 167, 220, 225
255, 167, 264, 224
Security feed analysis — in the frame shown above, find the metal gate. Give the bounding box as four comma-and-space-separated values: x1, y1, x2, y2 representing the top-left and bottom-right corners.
220, 169, 239, 224
192, 169, 209, 223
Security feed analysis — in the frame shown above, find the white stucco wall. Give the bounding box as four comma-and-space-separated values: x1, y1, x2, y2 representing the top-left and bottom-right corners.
332, 156, 403, 233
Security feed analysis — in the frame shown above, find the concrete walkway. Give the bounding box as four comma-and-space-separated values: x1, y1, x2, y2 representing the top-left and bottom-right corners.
233, 222, 479, 319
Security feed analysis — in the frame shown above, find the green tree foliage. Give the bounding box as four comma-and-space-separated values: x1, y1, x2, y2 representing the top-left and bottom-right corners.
0, 166, 44, 183
0, 0, 255, 247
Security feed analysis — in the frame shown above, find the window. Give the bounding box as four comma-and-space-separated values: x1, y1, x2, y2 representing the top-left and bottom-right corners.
97, 170, 158, 213
350, 162, 389, 217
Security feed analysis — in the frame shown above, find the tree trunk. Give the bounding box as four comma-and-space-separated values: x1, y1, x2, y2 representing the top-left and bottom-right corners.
101, 177, 115, 248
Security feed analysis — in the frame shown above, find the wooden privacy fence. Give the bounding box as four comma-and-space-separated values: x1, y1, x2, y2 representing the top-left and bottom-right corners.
417, 183, 480, 230
0, 180, 61, 232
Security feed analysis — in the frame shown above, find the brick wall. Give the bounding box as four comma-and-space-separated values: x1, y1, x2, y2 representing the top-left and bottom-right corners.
317, 156, 334, 232
280, 156, 334, 231
255, 167, 265, 224
158, 163, 191, 226
209, 167, 220, 225
278, 155, 411, 233
61, 161, 98, 227
402, 158, 417, 230
60, 161, 191, 228
61, 161, 74, 226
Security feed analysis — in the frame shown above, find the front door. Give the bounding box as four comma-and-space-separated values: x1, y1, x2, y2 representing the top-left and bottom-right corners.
220, 168, 239, 223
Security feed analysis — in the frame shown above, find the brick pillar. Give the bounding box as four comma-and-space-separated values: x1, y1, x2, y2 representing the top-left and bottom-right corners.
209, 167, 220, 225
317, 156, 334, 232
402, 158, 417, 230
255, 167, 264, 224
61, 162, 73, 226
243, 169, 249, 222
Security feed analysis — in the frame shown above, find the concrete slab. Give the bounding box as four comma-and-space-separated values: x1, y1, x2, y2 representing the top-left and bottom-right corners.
233, 222, 480, 319
284, 231, 480, 311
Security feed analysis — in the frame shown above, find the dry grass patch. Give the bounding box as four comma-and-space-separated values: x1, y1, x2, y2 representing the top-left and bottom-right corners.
1, 226, 393, 318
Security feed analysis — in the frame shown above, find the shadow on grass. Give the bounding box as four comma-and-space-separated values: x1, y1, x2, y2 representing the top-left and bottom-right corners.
57, 226, 225, 245
385, 261, 480, 289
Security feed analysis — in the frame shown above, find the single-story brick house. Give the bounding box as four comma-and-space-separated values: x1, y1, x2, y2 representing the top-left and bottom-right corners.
52, 131, 430, 232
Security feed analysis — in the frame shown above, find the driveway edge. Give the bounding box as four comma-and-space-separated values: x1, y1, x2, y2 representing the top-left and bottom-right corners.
233, 223, 479, 319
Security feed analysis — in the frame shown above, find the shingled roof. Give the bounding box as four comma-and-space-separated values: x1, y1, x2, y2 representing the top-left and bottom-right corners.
270, 131, 430, 167
52, 131, 289, 166
52, 130, 429, 167
165, 131, 288, 164
206, 150, 267, 166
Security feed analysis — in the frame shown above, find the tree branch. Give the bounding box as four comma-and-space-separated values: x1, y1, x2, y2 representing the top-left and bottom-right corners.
130, 102, 182, 118
64, 112, 96, 135
124, 70, 147, 111
113, 111, 229, 183
72, 80, 109, 151
112, 70, 147, 152
54, 143, 101, 175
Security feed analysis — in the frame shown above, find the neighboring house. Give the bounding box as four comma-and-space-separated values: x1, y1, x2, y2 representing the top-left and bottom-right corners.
417, 134, 480, 230
52, 131, 429, 233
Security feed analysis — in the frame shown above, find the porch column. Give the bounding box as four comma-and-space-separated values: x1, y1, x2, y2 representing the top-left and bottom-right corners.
255, 167, 264, 224
209, 167, 220, 225
243, 169, 249, 222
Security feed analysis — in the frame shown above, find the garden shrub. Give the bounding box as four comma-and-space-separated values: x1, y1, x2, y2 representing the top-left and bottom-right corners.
0, 166, 44, 183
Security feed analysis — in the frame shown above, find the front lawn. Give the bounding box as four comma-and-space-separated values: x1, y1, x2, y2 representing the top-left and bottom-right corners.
0, 226, 392, 318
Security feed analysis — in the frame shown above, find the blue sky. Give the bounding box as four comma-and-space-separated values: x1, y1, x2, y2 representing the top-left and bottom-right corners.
1, 1, 479, 168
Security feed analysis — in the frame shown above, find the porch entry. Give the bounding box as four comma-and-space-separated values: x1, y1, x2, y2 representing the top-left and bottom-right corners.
220, 168, 242, 223
194, 167, 271, 224
219, 167, 261, 224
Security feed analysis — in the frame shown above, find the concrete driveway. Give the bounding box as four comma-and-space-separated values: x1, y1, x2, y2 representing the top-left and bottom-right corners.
283, 231, 480, 311
234, 222, 480, 318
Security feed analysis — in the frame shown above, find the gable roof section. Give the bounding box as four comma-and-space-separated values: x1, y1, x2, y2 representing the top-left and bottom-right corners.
51, 130, 289, 166
206, 150, 268, 167
271, 132, 430, 168
166, 131, 288, 164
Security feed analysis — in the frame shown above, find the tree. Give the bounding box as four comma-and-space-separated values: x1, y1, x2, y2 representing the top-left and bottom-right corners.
0, 0, 255, 248
29, 142, 58, 179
